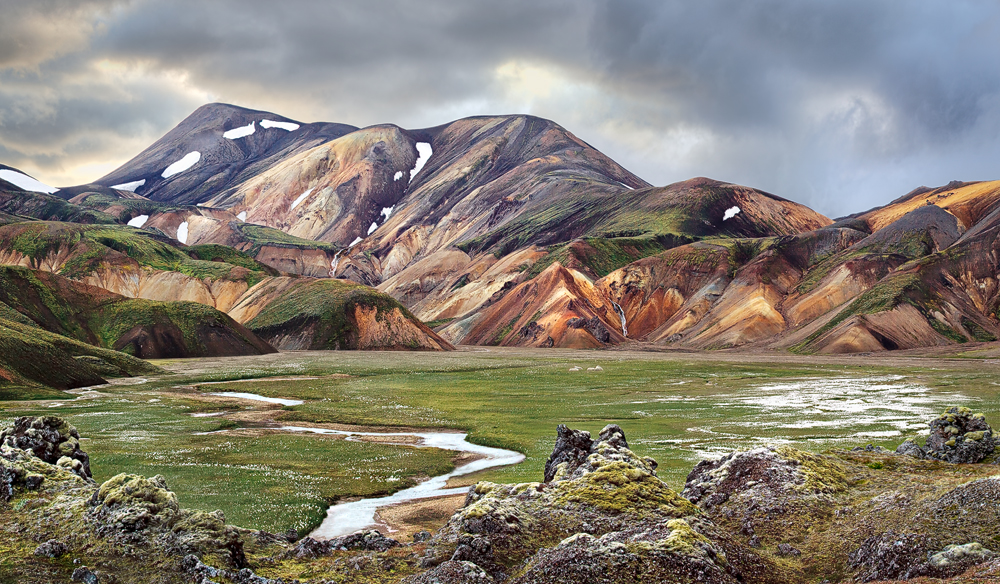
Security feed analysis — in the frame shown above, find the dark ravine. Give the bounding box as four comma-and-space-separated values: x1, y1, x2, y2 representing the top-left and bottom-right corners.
3, 408, 1000, 583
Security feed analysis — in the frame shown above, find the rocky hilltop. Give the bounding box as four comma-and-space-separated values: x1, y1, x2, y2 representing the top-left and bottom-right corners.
3, 411, 1000, 583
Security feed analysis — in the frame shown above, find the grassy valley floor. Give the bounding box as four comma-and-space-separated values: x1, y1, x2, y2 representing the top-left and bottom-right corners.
2, 347, 999, 536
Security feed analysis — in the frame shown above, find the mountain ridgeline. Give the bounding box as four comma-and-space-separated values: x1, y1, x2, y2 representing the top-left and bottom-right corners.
0, 102, 996, 369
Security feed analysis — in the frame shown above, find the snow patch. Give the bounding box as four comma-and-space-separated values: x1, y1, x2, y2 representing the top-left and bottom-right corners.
380, 206, 394, 221
261, 119, 300, 131
349, 237, 363, 248
0, 169, 57, 193
290, 188, 313, 210
237, 211, 247, 222
409, 142, 432, 183
617, 181, 635, 190
223, 121, 255, 139
367, 222, 378, 235
723, 206, 741, 221
127, 215, 149, 228
162, 151, 201, 178
393, 170, 403, 181
176, 221, 189, 244
110, 179, 145, 192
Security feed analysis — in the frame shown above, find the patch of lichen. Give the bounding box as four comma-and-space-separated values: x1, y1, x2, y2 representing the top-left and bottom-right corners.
772, 446, 848, 493
553, 460, 698, 516
657, 518, 719, 558
94, 473, 179, 516
254, 546, 424, 583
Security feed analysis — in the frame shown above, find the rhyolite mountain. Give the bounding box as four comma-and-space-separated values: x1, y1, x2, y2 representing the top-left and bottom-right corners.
6, 102, 1000, 355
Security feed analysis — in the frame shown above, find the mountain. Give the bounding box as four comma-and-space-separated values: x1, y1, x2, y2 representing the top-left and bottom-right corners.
93, 103, 357, 205
4, 103, 999, 355
0, 218, 452, 356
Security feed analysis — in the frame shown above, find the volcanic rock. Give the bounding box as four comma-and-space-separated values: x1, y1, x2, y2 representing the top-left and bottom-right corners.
895, 406, 996, 463
287, 530, 400, 558
33, 539, 69, 558
682, 446, 847, 511
848, 531, 931, 582
72, 567, 99, 583
402, 560, 495, 583
1, 416, 92, 479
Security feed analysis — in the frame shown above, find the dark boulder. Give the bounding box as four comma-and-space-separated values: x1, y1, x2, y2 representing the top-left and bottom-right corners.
402, 560, 494, 583
543, 424, 646, 483
848, 531, 931, 582
34, 539, 69, 558
285, 530, 400, 559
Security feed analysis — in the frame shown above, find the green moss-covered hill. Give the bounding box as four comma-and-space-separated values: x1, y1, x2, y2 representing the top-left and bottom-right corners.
0, 265, 275, 359
0, 186, 118, 226
243, 278, 452, 351
0, 315, 160, 398
0, 220, 276, 285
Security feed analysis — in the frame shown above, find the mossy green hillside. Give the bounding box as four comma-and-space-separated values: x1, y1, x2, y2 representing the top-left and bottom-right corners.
246, 278, 419, 350
70, 192, 186, 223
0, 221, 273, 285
0, 188, 118, 225
524, 235, 684, 279
795, 273, 926, 351
186, 244, 279, 277
0, 316, 159, 396
0, 265, 270, 360
233, 223, 336, 255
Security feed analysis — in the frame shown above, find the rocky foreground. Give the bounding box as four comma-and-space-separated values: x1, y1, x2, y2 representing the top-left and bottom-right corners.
3, 410, 1000, 583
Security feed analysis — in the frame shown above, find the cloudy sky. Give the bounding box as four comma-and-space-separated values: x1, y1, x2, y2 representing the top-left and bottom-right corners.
2, 0, 999, 217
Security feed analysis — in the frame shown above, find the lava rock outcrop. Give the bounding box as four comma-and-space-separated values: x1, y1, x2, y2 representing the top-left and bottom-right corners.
895, 406, 996, 463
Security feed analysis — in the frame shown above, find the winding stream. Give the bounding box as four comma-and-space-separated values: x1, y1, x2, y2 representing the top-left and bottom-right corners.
207, 392, 304, 406
278, 426, 525, 539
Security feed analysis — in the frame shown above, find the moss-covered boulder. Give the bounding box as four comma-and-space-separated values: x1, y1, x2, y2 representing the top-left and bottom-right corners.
509, 518, 737, 584
682, 445, 848, 512
0, 416, 91, 479
896, 406, 996, 464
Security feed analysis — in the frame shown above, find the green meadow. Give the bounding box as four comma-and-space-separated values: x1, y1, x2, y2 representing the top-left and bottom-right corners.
2, 347, 998, 535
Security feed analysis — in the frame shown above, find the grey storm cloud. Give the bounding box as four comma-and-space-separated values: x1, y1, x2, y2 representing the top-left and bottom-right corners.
1, 0, 1000, 217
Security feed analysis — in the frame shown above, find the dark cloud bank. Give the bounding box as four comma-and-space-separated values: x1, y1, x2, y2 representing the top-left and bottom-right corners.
1, 0, 999, 217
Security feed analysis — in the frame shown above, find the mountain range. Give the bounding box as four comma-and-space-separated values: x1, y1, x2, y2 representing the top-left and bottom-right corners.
1, 102, 998, 387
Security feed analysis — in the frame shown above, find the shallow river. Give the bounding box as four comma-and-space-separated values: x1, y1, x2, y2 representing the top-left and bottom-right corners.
277, 426, 524, 539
